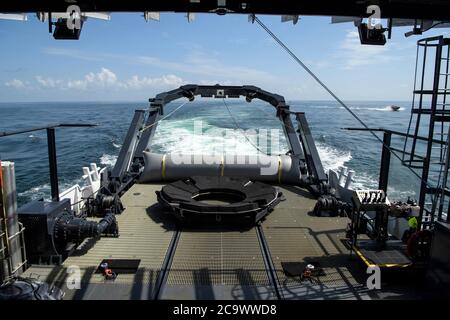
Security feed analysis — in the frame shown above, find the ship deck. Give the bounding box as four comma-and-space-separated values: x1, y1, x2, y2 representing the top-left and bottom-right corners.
23, 183, 427, 300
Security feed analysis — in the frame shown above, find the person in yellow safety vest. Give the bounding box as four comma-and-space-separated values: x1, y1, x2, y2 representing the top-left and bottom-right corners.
402, 216, 418, 243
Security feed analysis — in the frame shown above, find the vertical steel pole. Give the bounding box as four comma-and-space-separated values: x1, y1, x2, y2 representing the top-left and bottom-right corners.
46, 128, 59, 202
379, 131, 392, 193
418, 156, 430, 230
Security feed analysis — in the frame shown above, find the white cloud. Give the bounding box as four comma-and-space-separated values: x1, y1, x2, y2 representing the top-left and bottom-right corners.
42, 46, 281, 88
5, 79, 25, 88
137, 50, 274, 83
124, 74, 183, 89
66, 79, 88, 90
337, 30, 393, 69
96, 68, 118, 86
35, 76, 62, 88
67, 68, 119, 90
28, 68, 185, 92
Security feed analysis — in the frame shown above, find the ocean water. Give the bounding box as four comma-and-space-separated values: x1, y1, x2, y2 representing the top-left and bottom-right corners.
0, 99, 421, 206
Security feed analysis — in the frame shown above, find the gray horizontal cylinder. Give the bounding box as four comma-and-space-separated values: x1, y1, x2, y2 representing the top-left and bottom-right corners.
140, 152, 301, 184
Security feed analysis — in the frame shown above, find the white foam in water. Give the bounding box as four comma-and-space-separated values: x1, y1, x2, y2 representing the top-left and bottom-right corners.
335, 164, 416, 200
316, 142, 352, 172
387, 186, 417, 200
316, 142, 393, 193
152, 120, 381, 190
151, 119, 288, 155
100, 154, 118, 166
339, 106, 405, 112
375, 106, 406, 112
18, 152, 119, 203
306, 105, 333, 109
350, 172, 379, 190
18, 180, 80, 201
18, 183, 51, 200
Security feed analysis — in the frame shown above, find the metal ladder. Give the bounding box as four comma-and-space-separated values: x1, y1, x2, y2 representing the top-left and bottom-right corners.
402, 36, 450, 227
431, 130, 450, 223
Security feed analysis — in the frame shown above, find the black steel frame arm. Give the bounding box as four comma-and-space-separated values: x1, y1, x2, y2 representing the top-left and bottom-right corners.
144, 84, 304, 161
149, 84, 287, 110
110, 109, 146, 183
296, 112, 327, 184
141, 84, 329, 192
108, 84, 330, 198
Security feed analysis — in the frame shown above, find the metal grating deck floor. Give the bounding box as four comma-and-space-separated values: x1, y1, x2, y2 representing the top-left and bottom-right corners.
160, 227, 276, 300
23, 183, 175, 300
261, 185, 371, 300
22, 183, 425, 300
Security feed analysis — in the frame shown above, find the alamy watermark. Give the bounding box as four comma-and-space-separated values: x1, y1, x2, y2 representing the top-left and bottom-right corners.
66, 5, 81, 30
367, 5, 382, 30
166, 120, 284, 176
66, 265, 81, 290
366, 265, 381, 290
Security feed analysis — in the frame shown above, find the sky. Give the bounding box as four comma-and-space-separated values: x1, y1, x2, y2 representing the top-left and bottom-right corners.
0, 13, 448, 102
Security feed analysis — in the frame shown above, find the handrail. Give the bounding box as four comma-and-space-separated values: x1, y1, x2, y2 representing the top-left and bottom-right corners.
0, 123, 96, 138
343, 127, 446, 145
0, 123, 96, 201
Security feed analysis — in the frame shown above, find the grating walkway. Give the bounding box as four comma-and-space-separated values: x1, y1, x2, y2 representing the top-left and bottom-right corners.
22, 183, 384, 300
261, 185, 370, 300
23, 183, 175, 300
160, 227, 276, 300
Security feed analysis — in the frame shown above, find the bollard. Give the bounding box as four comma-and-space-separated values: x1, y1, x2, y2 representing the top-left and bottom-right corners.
338, 166, 348, 186
345, 170, 355, 189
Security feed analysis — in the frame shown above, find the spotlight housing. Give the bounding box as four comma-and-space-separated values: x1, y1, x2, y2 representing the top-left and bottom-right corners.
53, 18, 83, 40
357, 23, 386, 46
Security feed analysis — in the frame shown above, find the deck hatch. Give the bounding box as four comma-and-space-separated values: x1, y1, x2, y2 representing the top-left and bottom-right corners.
95, 259, 141, 274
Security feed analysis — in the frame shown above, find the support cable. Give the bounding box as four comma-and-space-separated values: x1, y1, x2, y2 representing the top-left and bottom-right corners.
222, 98, 270, 155
140, 99, 190, 133
253, 15, 429, 186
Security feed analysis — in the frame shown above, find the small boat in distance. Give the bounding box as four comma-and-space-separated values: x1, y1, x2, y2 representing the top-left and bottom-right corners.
389, 105, 401, 111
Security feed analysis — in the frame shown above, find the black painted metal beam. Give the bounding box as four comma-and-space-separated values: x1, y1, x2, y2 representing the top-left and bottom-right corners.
46, 128, 59, 202
1, 1, 450, 21
110, 110, 145, 181
296, 112, 327, 183
379, 131, 392, 192
0, 123, 95, 138
151, 84, 287, 110
343, 127, 447, 145
134, 108, 160, 158
279, 110, 304, 159
149, 84, 305, 159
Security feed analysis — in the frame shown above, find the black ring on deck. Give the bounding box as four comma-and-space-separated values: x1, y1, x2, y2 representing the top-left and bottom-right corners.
156, 176, 282, 224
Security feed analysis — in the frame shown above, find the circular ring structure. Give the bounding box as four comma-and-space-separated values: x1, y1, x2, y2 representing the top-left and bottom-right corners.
156, 176, 282, 224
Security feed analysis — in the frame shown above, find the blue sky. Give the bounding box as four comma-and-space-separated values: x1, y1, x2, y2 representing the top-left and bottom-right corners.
0, 13, 448, 102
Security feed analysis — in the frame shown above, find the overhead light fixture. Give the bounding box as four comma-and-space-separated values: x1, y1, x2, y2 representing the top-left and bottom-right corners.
357, 23, 386, 45
144, 12, 160, 22
281, 15, 299, 25
404, 20, 424, 37
186, 12, 195, 22
53, 18, 83, 40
